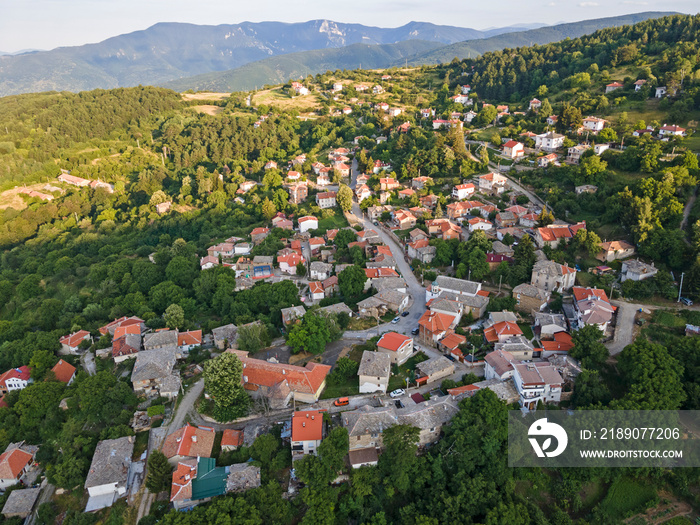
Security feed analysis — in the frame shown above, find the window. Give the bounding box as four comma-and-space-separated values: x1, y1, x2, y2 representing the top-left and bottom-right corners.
430, 427, 435, 432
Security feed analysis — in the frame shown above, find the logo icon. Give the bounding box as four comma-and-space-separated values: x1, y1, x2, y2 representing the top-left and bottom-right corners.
528, 418, 568, 458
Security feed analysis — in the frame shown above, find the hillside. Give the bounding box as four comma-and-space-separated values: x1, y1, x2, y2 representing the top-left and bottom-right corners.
0, 20, 525, 97
406, 11, 676, 65
163, 40, 442, 93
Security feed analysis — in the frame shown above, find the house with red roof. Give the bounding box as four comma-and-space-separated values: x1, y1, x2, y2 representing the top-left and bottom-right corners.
418, 311, 456, 346
162, 424, 216, 466
451, 183, 475, 200
287, 183, 308, 204
503, 140, 524, 159
308, 282, 325, 302
376, 332, 414, 365
0, 443, 37, 489
478, 172, 507, 195
250, 227, 270, 245
51, 359, 76, 385
278, 253, 305, 274
605, 82, 624, 93
291, 410, 325, 459
658, 124, 686, 137
540, 332, 575, 358
437, 331, 467, 360
99, 316, 144, 336
448, 384, 480, 399
113, 324, 141, 340
379, 178, 400, 191
483, 311, 523, 344
221, 429, 244, 451
298, 216, 318, 233
531, 260, 577, 292
239, 354, 331, 405
59, 330, 92, 354
0, 366, 32, 395
178, 330, 202, 353
534, 222, 586, 249
573, 287, 615, 332
393, 209, 417, 230
484, 349, 516, 381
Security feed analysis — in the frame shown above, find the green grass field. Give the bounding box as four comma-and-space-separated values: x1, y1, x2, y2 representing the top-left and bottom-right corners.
598, 477, 657, 519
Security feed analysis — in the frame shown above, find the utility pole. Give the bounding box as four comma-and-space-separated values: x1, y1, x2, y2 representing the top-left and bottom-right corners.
678, 272, 685, 302
498, 274, 503, 294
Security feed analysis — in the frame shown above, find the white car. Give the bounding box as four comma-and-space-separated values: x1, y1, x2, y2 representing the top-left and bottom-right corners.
390, 389, 405, 398
391, 317, 400, 324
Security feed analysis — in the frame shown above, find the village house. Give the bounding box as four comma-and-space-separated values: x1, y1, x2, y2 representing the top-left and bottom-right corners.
484, 349, 516, 381
162, 424, 216, 466
291, 82, 309, 96
582, 116, 606, 133
658, 124, 686, 138
379, 178, 400, 191
407, 239, 436, 264
575, 184, 598, 195
143, 329, 178, 351
605, 81, 624, 93
478, 172, 507, 195
412, 176, 433, 189
446, 200, 482, 221
343, 406, 397, 451
0, 443, 37, 489
512, 284, 550, 314
130, 348, 178, 398
51, 359, 76, 385
356, 296, 389, 319
212, 324, 237, 350
418, 311, 456, 346
377, 289, 409, 313
281, 305, 306, 326
59, 330, 92, 354
250, 227, 270, 245
178, 330, 202, 354
529, 98, 541, 111
291, 410, 325, 460
656, 86, 667, 98
308, 281, 325, 302
573, 287, 614, 331
58, 172, 91, 187
238, 354, 331, 406
621, 259, 658, 282
0, 366, 32, 394
531, 260, 577, 292
546, 115, 558, 126
84, 436, 134, 512
316, 191, 337, 209
483, 311, 522, 344
452, 183, 476, 200
393, 209, 417, 230
513, 362, 563, 409
2, 488, 41, 519
398, 188, 415, 200
298, 216, 318, 233
634, 79, 646, 91
494, 336, 535, 360
535, 131, 565, 152
566, 144, 590, 164
597, 240, 635, 262
358, 351, 391, 394
538, 153, 558, 167
287, 183, 308, 204
221, 429, 244, 452
495, 211, 518, 228
376, 332, 413, 365
415, 356, 455, 385
155, 201, 172, 214
99, 316, 145, 336
309, 261, 332, 281
535, 222, 586, 249
502, 140, 524, 159
437, 331, 467, 360
533, 313, 569, 340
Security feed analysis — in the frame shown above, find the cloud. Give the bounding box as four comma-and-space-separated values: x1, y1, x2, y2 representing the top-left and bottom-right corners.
547, 1, 556, 5
622, 0, 648, 4
578, 1, 599, 5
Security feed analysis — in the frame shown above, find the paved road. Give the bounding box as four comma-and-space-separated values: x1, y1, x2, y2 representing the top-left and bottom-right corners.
488, 162, 546, 207
135, 379, 204, 523
81, 351, 96, 376
606, 301, 641, 355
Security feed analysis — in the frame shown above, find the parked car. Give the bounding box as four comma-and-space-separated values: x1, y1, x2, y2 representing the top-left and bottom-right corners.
390, 389, 405, 398
681, 297, 693, 306
401, 311, 410, 317
411, 327, 420, 335
394, 400, 405, 409
333, 397, 350, 407
391, 317, 400, 324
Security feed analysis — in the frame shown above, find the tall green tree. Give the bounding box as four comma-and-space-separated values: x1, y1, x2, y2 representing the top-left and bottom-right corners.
146, 450, 172, 493
203, 352, 250, 421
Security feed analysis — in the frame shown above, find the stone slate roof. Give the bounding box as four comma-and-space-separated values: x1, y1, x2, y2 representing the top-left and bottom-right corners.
143, 330, 178, 349
342, 406, 398, 437
318, 303, 353, 317
357, 351, 391, 378
131, 348, 177, 383
212, 324, 237, 345
434, 275, 480, 295
226, 463, 261, 493
513, 283, 550, 301
374, 277, 408, 292
398, 397, 459, 430
416, 356, 454, 377
310, 261, 333, 273
533, 313, 567, 330
84, 437, 134, 489
1, 487, 40, 517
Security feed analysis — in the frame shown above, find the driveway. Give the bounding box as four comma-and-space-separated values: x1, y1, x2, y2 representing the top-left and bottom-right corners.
81, 351, 96, 376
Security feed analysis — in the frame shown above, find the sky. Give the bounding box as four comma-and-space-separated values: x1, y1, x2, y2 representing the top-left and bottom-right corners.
0, 0, 697, 52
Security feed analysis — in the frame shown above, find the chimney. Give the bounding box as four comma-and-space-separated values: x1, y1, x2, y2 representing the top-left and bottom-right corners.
302, 422, 306, 427
192, 436, 197, 443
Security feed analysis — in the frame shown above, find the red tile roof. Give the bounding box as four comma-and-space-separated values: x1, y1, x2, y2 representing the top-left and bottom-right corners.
572, 286, 609, 303
99, 316, 144, 335
365, 268, 399, 279
59, 330, 91, 348
51, 359, 76, 383
309, 282, 324, 294
0, 448, 33, 480
113, 324, 141, 339
447, 384, 480, 396
0, 366, 32, 390
162, 424, 215, 460
240, 358, 330, 395
170, 460, 197, 502
178, 330, 202, 347
221, 429, 244, 448
439, 331, 466, 350
377, 332, 413, 352
484, 321, 522, 343
292, 410, 324, 442
418, 311, 455, 333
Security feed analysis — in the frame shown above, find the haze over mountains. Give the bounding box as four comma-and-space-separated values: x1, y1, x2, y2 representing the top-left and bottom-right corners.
0, 12, 676, 96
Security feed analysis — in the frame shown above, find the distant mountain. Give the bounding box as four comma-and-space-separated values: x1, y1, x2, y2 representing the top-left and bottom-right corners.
165, 12, 675, 94
405, 11, 677, 65
0, 20, 525, 96
163, 40, 443, 92
0, 49, 43, 56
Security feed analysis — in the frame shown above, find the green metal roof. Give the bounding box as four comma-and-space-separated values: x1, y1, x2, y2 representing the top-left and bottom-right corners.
191, 457, 228, 500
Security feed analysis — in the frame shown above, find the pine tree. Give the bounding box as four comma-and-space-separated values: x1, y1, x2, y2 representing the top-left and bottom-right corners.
146, 451, 172, 493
